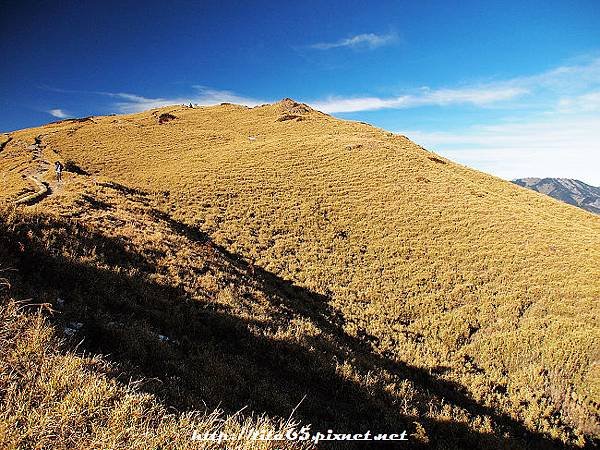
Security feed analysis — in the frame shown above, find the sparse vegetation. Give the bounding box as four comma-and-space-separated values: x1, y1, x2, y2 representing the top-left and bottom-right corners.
158, 112, 177, 124
0, 99, 599, 448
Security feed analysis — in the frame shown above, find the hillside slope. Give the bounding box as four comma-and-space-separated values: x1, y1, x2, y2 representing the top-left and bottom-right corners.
513, 178, 600, 215
1, 99, 599, 448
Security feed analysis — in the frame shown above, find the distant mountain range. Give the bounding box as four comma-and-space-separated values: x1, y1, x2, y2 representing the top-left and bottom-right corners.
513, 177, 600, 215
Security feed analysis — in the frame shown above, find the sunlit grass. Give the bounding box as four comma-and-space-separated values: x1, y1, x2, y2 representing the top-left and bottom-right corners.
1, 99, 599, 447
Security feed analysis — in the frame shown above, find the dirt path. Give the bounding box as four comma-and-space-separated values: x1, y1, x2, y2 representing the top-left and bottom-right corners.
15, 136, 62, 205
0, 135, 12, 153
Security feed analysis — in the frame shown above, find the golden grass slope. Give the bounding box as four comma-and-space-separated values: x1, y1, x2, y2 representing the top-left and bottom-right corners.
0, 176, 546, 449
0, 180, 428, 448
1, 99, 599, 447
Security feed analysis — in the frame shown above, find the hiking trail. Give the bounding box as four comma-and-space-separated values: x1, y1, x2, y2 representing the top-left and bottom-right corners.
15, 136, 63, 205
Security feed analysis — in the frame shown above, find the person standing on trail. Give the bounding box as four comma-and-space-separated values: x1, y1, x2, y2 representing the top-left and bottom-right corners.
54, 161, 64, 182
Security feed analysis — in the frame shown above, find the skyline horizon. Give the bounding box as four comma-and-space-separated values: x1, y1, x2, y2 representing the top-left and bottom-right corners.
1, 1, 599, 184
3, 95, 599, 187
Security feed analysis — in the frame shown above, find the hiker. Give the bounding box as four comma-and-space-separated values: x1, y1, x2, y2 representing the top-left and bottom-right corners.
54, 161, 64, 182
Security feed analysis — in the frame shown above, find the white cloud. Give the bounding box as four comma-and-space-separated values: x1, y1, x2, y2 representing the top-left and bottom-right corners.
309, 56, 600, 114
557, 90, 600, 113
106, 87, 266, 114
48, 108, 69, 118
311, 86, 528, 113
514, 56, 600, 93
310, 32, 397, 50
401, 115, 600, 185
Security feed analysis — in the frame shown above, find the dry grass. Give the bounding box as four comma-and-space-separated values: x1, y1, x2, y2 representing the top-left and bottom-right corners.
0, 278, 306, 450
0, 99, 599, 447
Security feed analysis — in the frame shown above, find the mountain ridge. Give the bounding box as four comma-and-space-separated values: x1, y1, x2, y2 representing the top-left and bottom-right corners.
1, 100, 599, 448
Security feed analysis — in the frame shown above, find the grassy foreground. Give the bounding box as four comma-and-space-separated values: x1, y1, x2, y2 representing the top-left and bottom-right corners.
0, 273, 304, 450
0, 99, 599, 448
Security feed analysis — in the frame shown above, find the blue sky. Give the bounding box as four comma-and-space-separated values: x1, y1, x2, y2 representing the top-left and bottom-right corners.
1, 0, 599, 184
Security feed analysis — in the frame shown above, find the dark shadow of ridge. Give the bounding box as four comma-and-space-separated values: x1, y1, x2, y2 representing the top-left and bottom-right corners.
0, 209, 581, 449
199, 237, 585, 450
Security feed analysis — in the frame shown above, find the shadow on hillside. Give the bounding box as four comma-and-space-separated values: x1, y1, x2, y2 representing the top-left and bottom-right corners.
0, 211, 575, 450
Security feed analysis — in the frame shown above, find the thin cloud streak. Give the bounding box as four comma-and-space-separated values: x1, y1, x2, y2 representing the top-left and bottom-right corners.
311, 86, 528, 113
38, 85, 267, 114
48, 108, 69, 118
104, 87, 266, 114
557, 90, 600, 113
309, 56, 600, 113
310, 32, 398, 50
